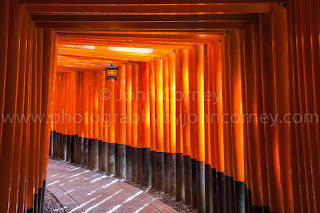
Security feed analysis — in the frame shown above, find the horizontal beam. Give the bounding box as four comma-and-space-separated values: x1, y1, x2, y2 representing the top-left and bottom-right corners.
27, 4, 272, 15
32, 14, 257, 22
36, 21, 245, 29
21, 0, 286, 4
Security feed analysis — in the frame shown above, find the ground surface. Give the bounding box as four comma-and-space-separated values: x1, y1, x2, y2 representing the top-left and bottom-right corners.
44, 189, 65, 213
46, 159, 179, 213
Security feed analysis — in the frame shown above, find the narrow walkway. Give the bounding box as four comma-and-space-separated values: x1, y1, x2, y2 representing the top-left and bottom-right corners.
46, 159, 177, 213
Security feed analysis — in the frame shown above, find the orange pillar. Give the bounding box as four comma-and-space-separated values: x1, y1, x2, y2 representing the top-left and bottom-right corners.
242, 23, 263, 211
125, 64, 132, 180
168, 50, 176, 195
108, 77, 116, 174
155, 57, 164, 191
131, 63, 139, 182
259, 13, 282, 213
175, 49, 185, 202
195, 44, 206, 212
149, 60, 157, 188
0, 0, 10, 144
118, 65, 126, 178
212, 41, 225, 212
271, 5, 294, 213
180, 48, 192, 205
140, 62, 151, 186
9, 8, 28, 212
163, 56, 171, 192
89, 70, 99, 170
18, 17, 34, 212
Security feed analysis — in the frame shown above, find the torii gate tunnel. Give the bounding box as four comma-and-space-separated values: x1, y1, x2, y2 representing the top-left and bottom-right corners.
1, 0, 320, 212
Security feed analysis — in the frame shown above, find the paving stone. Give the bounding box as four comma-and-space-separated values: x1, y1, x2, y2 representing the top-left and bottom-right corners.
46, 159, 177, 213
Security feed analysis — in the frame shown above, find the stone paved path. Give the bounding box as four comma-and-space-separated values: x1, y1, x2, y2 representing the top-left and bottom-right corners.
46, 159, 177, 213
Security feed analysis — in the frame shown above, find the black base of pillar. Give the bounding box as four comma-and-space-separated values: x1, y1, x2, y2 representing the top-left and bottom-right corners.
62, 134, 67, 161
88, 139, 98, 170
84, 138, 89, 168
170, 153, 176, 195
73, 135, 79, 165
69, 135, 75, 163
176, 153, 184, 202
151, 151, 157, 188
131, 147, 138, 183
50, 131, 54, 157
66, 135, 71, 162
191, 158, 197, 208
141, 148, 151, 186
118, 144, 126, 178
164, 152, 171, 193
184, 156, 192, 205
205, 164, 213, 213
216, 172, 225, 213
212, 168, 218, 213
126, 146, 132, 181
79, 137, 84, 166
136, 148, 142, 184
108, 143, 115, 174
99, 141, 108, 171
235, 180, 245, 212
197, 161, 205, 213
225, 176, 235, 213
156, 152, 164, 191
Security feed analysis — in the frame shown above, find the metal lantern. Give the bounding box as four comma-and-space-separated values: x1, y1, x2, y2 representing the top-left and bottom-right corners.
104, 64, 119, 81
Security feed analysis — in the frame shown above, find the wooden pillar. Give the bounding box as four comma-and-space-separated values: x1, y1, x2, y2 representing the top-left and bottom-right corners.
180, 49, 192, 205
271, 5, 294, 213
242, 23, 263, 212
141, 62, 151, 186
149, 60, 157, 188
212, 40, 225, 213
195, 44, 206, 213
168, 50, 176, 195
89, 70, 99, 170
131, 63, 139, 182
175, 49, 185, 202
18, 17, 33, 213
0, 0, 10, 143
155, 57, 164, 191
9, 8, 28, 212
163, 56, 171, 192
118, 65, 126, 178
125, 64, 132, 180
228, 30, 245, 212
108, 77, 116, 174
259, 13, 282, 213
28, 23, 38, 213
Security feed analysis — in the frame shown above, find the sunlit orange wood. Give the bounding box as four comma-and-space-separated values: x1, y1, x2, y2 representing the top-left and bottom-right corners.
168, 51, 176, 154
0, 0, 10, 147
118, 65, 126, 145
9, 9, 28, 212
149, 60, 156, 152
180, 49, 191, 158
155, 57, 164, 153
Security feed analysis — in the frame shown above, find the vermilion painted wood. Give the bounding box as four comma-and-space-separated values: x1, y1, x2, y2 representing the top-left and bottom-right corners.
0, 0, 10, 147
149, 61, 156, 152
32, 14, 257, 22
21, 0, 286, 4
27, 25, 38, 211
259, 13, 283, 213
9, 8, 28, 213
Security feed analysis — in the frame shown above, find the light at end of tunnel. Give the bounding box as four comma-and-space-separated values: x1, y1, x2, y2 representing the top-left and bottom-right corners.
108, 47, 153, 54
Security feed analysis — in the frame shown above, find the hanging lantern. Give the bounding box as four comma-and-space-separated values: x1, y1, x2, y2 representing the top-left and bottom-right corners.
104, 64, 119, 81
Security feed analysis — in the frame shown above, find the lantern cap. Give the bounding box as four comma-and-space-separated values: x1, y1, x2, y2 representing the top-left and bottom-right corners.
104, 64, 120, 70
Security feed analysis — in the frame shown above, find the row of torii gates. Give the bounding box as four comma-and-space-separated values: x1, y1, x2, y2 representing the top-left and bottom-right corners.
1, 0, 320, 213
